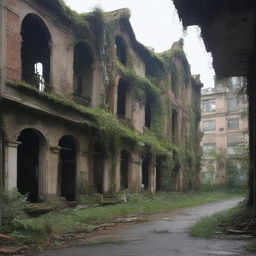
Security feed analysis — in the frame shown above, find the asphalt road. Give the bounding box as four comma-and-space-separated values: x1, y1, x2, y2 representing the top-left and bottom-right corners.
34, 198, 252, 256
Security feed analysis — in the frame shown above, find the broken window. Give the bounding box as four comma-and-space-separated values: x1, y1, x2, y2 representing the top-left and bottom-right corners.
21, 14, 51, 91
58, 136, 77, 201
117, 79, 128, 118
227, 119, 239, 130
202, 99, 216, 112
115, 36, 127, 65
145, 97, 152, 128
73, 42, 93, 102
120, 150, 130, 190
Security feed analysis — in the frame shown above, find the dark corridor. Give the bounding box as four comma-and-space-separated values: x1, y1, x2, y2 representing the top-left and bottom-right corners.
17, 129, 40, 202
59, 136, 76, 201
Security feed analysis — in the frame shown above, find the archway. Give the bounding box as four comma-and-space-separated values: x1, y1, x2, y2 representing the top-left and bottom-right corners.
120, 150, 130, 190
93, 143, 104, 193
17, 129, 43, 202
21, 14, 51, 90
73, 42, 93, 100
58, 136, 77, 201
142, 157, 149, 189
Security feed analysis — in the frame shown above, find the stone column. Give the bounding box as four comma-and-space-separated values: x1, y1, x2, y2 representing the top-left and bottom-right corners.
115, 153, 121, 192
6, 141, 20, 190
76, 151, 89, 195
148, 157, 156, 193
43, 146, 60, 201
103, 156, 112, 194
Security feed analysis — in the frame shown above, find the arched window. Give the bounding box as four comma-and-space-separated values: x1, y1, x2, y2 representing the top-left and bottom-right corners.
73, 42, 93, 104
21, 14, 51, 91
117, 79, 128, 118
115, 36, 127, 65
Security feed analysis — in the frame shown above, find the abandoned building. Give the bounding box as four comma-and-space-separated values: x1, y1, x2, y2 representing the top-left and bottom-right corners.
201, 77, 248, 184
0, 0, 202, 202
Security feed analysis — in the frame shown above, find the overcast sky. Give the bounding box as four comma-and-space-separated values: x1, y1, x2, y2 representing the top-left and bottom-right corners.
64, 0, 215, 88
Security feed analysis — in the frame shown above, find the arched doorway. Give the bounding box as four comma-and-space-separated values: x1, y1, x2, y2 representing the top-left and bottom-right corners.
120, 150, 130, 190
21, 14, 51, 90
17, 129, 43, 202
58, 136, 77, 201
93, 143, 104, 193
142, 157, 149, 189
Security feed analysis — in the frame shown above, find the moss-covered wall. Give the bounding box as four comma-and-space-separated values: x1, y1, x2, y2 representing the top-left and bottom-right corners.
4, 1, 202, 192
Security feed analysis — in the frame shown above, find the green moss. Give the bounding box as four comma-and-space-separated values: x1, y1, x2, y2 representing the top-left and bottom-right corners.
8, 81, 174, 156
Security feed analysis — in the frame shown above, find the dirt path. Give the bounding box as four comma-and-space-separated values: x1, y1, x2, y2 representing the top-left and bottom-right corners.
34, 198, 252, 256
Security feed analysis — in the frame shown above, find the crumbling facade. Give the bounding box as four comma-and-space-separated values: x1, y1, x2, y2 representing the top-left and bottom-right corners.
201, 77, 248, 184
0, 0, 202, 202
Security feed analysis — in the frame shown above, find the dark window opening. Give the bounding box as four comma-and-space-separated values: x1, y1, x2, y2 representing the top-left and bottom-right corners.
59, 136, 76, 201
120, 150, 130, 190
117, 79, 127, 117
172, 109, 178, 144
17, 129, 40, 202
115, 36, 127, 65
93, 143, 104, 193
145, 97, 152, 128
142, 157, 149, 189
73, 42, 93, 99
21, 14, 51, 91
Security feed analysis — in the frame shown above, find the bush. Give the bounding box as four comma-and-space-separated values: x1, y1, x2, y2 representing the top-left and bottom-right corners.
0, 189, 28, 229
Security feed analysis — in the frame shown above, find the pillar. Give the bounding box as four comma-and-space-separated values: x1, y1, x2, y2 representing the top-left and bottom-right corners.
6, 141, 20, 190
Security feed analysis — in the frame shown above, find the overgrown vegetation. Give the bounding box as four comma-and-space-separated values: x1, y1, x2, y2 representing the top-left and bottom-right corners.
0, 189, 28, 229
4, 1, 202, 194
190, 200, 251, 239
2, 191, 243, 246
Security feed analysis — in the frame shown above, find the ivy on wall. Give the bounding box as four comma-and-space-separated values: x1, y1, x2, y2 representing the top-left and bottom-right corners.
6, 1, 202, 192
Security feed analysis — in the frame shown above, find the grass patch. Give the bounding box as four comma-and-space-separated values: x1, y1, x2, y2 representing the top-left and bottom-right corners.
4, 191, 244, 246
83, 237, 125, 246
190, 200, 252, 239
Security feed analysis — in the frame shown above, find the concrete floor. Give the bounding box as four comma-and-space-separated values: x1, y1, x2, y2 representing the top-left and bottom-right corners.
34, 198, 253, 256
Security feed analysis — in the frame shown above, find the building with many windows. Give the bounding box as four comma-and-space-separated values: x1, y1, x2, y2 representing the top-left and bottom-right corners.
200, 77, 248, 184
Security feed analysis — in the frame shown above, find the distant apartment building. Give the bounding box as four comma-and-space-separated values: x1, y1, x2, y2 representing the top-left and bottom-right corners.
200, 77, 248, 184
